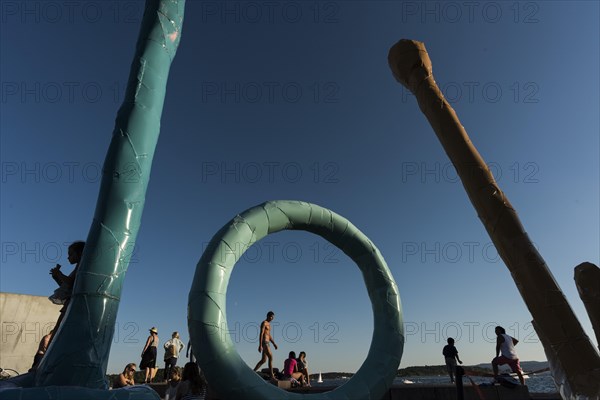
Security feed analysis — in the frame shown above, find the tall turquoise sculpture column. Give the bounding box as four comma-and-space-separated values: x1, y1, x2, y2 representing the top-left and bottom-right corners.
35, 0, 185, 388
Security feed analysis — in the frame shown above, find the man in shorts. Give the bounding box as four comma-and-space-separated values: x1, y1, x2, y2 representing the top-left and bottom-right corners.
253, 311, 278, 380
492, 326, 525, 385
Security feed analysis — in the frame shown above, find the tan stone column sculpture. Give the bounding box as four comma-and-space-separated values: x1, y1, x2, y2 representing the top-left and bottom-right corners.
388, 39, 600, 399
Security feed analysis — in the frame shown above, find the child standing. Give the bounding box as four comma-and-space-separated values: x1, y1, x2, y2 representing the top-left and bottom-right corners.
442, 337, 463, 383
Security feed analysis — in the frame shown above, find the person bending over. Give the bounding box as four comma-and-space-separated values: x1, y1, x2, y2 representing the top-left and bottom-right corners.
492, 326, 525, 385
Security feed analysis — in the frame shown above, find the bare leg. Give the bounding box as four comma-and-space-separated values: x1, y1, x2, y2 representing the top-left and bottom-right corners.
292, 371, 305, 385
492, 361, 499, 380
145, 367, 150, 383
265, 347, 275, 379
517, 370, 525, 385
304, 368, 310, 385
253, 352, 267, 372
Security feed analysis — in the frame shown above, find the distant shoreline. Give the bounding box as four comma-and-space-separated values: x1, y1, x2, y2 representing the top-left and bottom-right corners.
308, 360, 549, 379
309, 365, 493, 380
107, 361, 550, 385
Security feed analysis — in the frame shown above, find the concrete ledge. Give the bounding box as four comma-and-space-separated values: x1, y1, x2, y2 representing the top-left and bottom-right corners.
273, 380, 292, 389
188, 383, 532, 400
0, 292, 60, 374
385, 384, 530, 400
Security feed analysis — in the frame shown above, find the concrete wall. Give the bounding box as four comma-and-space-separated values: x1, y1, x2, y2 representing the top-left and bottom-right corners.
0, 292, 60, 374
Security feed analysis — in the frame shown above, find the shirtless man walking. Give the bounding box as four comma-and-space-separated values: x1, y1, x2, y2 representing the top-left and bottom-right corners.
253, 311, 278, 379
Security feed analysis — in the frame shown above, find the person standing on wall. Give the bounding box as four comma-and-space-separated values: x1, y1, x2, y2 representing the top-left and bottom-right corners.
164, 331, 185, 382
252, 311, 278, 380
442, 337, 463, 383
140, 327, 160, 383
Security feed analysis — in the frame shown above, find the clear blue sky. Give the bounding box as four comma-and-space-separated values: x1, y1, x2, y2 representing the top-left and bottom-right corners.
1, 1, 598, 375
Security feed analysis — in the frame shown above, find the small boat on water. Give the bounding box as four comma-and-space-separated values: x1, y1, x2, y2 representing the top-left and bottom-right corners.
317, 372, 323, 383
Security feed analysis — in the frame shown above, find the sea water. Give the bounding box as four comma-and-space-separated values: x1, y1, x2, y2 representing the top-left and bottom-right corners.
310, 371, 557, 393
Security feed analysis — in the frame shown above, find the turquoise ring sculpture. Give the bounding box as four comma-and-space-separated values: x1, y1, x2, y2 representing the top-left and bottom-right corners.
189, 200, 404, 400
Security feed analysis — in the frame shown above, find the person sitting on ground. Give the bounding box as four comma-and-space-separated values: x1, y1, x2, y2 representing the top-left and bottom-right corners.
283, 351, 306, 386
296, 351, 311, 386
30, 328, 55, 371
165, 366, 182, 400
442, 337, 463, 383
113, 363, 136, 388
175, 362, 206, 400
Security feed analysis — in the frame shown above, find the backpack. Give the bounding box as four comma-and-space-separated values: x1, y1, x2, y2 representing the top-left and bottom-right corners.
164, 340, 177, 360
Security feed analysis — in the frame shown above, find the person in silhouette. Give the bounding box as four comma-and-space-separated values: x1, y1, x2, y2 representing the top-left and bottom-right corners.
253, 311, 278, 380
442, 337, 463, 383
47, 241, 85, 344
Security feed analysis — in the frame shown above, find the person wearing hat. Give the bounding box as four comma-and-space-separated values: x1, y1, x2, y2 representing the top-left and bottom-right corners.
140, 327, 160, 383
